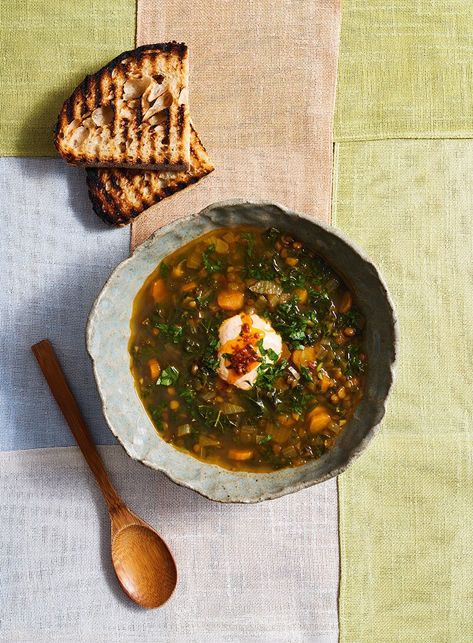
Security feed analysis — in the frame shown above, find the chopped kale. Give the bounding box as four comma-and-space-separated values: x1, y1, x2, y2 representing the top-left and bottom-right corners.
156, 366, 180, 386
159, 262, 170, 277
299, 365, 313, 382
241, 232, 255, 258
255, 358, 288, 390
270, 299, 311, 349
265, 227, 280, 243
345, 344, 365, 376
245, 259, 277, 280
180, 386, 231, 431
338, 309, 364, 331
280, 386, 313, 415
149, 402, 167, 429
280, 269, 307, 290
202, 244, 223, 273
154, 322, 184, 344
258, 434, 273, 445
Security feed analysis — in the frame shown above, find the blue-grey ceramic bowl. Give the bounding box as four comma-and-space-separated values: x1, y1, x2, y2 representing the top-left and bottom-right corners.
87, 200, 398, 502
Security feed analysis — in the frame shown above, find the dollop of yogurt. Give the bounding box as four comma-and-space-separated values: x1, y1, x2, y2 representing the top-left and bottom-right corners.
217, 313, 282, 390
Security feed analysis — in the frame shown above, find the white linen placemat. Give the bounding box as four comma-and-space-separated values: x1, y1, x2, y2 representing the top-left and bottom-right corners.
0, 446, 339, 643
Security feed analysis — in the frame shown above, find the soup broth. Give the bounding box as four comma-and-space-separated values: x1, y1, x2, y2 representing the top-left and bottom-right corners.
129, 226, 365, 472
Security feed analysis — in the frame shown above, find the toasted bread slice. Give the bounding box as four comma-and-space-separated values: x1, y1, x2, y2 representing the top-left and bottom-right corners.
86, 126, 214, 226
55, 43, 190, 170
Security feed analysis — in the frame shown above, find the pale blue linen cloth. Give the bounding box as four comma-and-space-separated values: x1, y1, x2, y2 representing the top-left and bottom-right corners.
1, 158, 129, 449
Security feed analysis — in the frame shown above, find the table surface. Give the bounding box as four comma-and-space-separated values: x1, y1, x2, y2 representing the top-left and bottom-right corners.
2, 2, 473, 641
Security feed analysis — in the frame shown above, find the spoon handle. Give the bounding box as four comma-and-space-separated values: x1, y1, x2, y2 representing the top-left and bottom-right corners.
32, 339, 124, 513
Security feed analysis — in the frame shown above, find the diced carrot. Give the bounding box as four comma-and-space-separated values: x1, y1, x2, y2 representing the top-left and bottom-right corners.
172, 261, 185, 278
228, 448, 254, 461
292, 346, 316, 368
272, 425, 292, 444
320, 375, 334, 393
294, 288, 308, 304
291, 349, 302, 368
281, 342, 291, 360
151, 278, 167, 303
214, 238, 229, 254
309, 412, 331, 434
308, 405, 328, 419
217, 290, 245, 311
223, 231, 238, 244
339, 291, 352, 313
148, 358, 161, 380
181, 281, 197, 293
276, 414, 294, 427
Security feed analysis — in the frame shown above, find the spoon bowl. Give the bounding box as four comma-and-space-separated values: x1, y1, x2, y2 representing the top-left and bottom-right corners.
111, 518, 177, 608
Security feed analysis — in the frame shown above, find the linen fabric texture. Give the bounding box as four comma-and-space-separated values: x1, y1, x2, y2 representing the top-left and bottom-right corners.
132, 0, 341, 248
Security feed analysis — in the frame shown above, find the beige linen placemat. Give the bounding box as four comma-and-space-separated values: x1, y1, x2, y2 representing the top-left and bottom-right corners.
132, 0, 341, 249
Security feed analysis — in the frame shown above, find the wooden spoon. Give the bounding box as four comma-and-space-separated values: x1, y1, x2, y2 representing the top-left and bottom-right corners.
32, 339, 177, 608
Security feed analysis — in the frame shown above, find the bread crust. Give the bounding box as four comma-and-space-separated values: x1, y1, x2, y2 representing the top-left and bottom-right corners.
86, 126, 214, 226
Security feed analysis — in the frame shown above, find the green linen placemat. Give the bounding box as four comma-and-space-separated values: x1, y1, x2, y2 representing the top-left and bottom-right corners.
333, 139, 473, 642
335, 1, 473, 141
1, 0, 135, 157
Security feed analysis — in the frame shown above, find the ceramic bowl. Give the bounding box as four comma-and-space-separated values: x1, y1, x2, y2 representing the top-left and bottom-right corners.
87, 200, 398, 503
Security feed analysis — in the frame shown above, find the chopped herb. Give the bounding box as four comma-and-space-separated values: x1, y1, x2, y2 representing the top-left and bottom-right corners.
180, 386, 231, 432
245, 260, 277, 280
202, 244, 223, 273
243, 232, 277, 279
202, 351, 220, 372
270, 299, 308, 348
156, 366, 180, 386
200, 335, 220, 372
265, 227, 280, 243
280, 269, 307, 290
258, 434, 273, 445
345, 345, 365, 376
149, 402, 166, 429
256, 339, 279, 363
271, 298, 323, 349
241, 232, 255, 258
198, 317, 221, 373
154, 322, 184, 344
195, 289, 210, 309
299, 365, 312, 382
309, 289, 332, 314
280, 386, 312, 415
256, 358, 288, 391
339, 309, 363, 331
159, 262, 170, 277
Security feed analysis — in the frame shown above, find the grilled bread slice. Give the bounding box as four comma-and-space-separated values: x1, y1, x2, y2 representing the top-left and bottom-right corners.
54, 43, 190, 170
86, 126, 214, 226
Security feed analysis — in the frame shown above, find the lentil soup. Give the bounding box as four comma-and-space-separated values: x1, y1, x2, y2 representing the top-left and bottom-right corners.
129, 226, 366, 472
